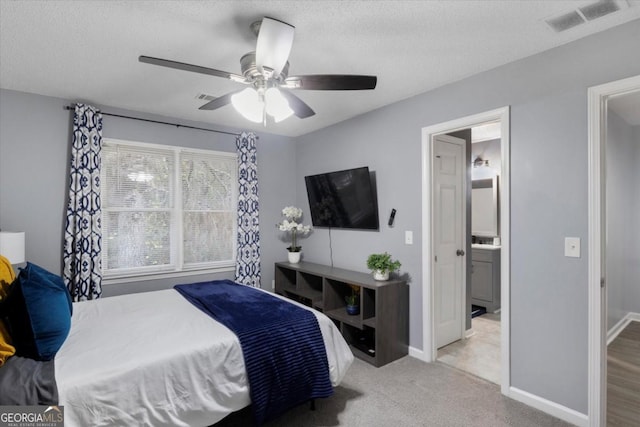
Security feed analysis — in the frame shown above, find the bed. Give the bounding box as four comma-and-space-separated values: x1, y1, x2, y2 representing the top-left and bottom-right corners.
50, 283, 353, 426
0, 263, 353, 426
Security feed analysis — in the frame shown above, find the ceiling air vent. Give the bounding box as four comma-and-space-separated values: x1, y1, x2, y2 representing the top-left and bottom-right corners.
579, 0, 625, 21
544, 0, 629, 33
195, 93, 216, 101
545, 10, 586, 32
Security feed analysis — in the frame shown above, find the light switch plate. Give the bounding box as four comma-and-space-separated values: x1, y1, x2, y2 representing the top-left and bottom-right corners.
565, 237, 580, 258
405, 231, 413, 245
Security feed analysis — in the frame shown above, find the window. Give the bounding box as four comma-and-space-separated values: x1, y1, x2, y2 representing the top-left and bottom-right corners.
101, 139, 237, 280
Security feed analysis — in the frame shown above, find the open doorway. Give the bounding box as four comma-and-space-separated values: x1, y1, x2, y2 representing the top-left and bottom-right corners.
437, 122, 503, 385
604, 90, 640, 425
587, 75, 640, 427
421, 106, 510, 395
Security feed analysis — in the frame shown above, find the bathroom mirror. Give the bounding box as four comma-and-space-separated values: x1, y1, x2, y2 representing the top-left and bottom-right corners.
472, 176, 499, 237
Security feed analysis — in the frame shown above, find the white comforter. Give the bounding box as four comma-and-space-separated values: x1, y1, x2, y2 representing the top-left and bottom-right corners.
55, 288, 353, 427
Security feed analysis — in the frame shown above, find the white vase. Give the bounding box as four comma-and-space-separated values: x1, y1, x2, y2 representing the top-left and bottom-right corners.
373, 270, 389, 281
288, 251, 301, 264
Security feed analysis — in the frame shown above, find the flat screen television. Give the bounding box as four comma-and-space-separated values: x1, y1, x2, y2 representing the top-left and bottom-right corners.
304, 166, 379, 230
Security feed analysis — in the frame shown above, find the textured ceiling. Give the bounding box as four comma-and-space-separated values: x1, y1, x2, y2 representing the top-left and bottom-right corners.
1, 1, 639, 137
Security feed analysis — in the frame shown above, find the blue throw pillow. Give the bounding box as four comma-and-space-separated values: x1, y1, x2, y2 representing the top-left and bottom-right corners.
0, 263, 72, 361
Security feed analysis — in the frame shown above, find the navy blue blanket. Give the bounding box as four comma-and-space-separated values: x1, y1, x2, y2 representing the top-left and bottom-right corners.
174, 280, 333, 425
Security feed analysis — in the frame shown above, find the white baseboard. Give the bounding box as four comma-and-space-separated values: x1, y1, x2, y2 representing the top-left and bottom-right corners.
465, 328, 475, 338
607, 312, 640, 345
508, 387, 588, 427
409, 346, 429, 362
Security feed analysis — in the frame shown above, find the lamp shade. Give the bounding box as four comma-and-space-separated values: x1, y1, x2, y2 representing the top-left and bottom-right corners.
0, 231, 26, 264
231, 88, 264, 123
265, 88, 293, 122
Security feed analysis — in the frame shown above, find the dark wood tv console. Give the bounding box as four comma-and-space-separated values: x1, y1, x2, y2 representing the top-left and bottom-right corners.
274, 261, 409, 367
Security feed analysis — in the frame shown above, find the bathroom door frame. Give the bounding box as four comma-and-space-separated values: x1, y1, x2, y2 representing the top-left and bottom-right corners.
421, 106, 511, 396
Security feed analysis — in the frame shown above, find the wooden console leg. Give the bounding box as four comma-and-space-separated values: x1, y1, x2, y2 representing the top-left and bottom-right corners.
310, 399, 316, 411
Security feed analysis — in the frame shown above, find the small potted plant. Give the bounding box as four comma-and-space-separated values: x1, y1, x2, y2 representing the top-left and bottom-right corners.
366, 252, 401, 281
345, 284, 360, 315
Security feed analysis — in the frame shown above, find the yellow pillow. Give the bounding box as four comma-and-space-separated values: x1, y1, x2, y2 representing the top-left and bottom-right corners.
0, 254, 17, 366
0, 254, 16, 299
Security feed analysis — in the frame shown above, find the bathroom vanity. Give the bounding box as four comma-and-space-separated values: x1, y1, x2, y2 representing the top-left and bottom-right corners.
471, 245, 501, 313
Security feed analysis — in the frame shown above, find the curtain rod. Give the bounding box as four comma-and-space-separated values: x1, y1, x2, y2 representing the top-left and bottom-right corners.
64, 105, 240, 137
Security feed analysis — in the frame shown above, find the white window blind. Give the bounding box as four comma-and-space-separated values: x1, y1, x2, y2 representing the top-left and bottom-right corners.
180, 151, 235, 266
101, 139, 237, 279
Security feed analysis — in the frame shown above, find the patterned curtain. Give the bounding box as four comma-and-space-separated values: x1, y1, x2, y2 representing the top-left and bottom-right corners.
235, 132, 261, 287
62, 104, 103, 301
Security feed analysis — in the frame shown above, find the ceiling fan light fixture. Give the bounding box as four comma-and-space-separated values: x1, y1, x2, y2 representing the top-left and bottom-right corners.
265, 87, 294, 122
140, 16, 376, 124
231, 88, 264, 123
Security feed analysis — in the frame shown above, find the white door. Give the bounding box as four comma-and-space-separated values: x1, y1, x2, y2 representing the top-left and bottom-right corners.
433, 134, 466, 349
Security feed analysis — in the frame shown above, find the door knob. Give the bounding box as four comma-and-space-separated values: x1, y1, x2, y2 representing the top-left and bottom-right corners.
456, 249, 465, 256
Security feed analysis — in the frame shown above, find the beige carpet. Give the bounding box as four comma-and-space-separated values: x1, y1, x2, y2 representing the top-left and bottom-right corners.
215, 356, 573, 426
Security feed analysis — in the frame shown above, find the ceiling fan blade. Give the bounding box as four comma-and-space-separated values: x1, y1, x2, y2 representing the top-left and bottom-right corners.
139, 56, 247, 83
283, 75, 377, 91
198, 91, 239, 111
279, 90, 315, 119
255, 17, 295, 77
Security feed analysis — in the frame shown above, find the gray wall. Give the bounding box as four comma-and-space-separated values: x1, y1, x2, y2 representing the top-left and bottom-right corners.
294, 20, 640, 414
0, 89, 296, 296
606, 111, 640, 330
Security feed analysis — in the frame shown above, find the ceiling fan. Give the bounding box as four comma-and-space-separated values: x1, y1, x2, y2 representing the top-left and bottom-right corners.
139, 17, 377, 124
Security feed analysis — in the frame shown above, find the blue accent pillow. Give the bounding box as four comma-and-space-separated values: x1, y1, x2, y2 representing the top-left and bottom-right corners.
0, 263, 72, 361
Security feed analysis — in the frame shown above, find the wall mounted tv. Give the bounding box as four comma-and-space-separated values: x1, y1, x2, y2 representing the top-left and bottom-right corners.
304, 166, 379, 230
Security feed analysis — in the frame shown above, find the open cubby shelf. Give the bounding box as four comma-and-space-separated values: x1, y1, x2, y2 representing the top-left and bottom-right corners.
275, 261, 409, 367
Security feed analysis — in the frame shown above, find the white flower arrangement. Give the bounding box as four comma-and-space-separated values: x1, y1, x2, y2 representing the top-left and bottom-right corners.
281, 206, 303, 220
277, 206, 311, 252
